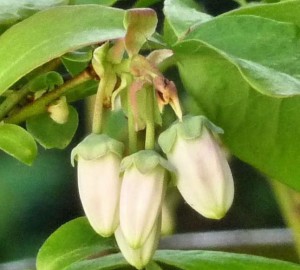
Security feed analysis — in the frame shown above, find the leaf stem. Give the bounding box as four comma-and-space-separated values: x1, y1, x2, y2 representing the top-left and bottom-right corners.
127, 89, 138, 155
92, 77, 107, 134
272, 181, 300, 258
0, 85, 31, 121
4, 68, 95, 124
145, 87, 155, 150
0, 59, 62, 121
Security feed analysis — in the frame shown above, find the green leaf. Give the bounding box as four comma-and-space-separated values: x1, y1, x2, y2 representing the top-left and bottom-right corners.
65, 253, 130, 270
62, 47, 93, 63
61, 46, 93, 77
224, 0, 300, 27
0, 123, 37, 165
0, 5, 125, 95
163, 0, 211, 39
61, 58, 89, 77
36, 217, 118, 270
0, 0, 69, 34
69, 0, 118, 5
174, 39, 300, 190
134, 0, 161, 8
185, 15, 300, 97
26, 105, 78, 149
29, 71, 64, 92
154, 250, 300, 270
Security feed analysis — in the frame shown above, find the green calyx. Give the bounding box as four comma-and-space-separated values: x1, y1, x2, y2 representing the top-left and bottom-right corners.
120, 150, 174, 174
158, 115, 223, 154
71, 133, 124, 166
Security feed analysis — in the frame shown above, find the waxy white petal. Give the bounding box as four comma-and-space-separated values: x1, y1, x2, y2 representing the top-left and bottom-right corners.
78, 153, 121, 237
169, 128, 234, 219
120, 165, 166, 248
115, 214, 161, 270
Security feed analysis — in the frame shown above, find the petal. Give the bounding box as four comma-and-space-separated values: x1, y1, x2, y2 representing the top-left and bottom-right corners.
115, 214, 161, 270
120, 166, 166, 248
169, 129, 234, 219
78, 154, 121, 236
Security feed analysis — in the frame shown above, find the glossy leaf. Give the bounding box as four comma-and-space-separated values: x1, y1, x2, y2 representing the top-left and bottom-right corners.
134, 0, 161, 8
154, 250, 300, 270
0, 0, 69, 34
163, 0, 211, 39
26, 105, 78, 149
185, 15, 300, 97
65, 254, 130, 270
36, 217, 118, 270
61, 59, 89, 77
61, 47, 93, 76
174, 39, 300, 190
0, 123, 37, 165
29, 71, 64, 92
69, 0, 118, 5
62, 47, 93, 63
224, 0, 300, 27
0, 5, 125, 95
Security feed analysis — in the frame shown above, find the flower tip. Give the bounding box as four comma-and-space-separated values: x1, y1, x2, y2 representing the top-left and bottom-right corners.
204, 207, 228, 220
95, 228, 115, 238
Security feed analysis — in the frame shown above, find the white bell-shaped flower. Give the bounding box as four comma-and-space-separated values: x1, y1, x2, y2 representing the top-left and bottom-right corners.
71, 134, 124, 237
158, 115, 234, 219
115, 214, 161, 270
119, 150, 171, 248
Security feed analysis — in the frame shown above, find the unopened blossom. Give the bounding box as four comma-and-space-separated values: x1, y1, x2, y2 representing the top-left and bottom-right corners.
158, 115, 234, 219
71, 134, 124, 237
119, 150, 172, 248
47, 96, 69, 124
115, 215, 161, 270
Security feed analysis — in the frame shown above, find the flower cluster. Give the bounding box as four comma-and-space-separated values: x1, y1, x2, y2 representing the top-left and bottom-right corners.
71, 37, 234, 269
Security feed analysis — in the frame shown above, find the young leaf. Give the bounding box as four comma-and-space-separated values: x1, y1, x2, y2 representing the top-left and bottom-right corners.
0, 123, 37, 165
36, 217, 118, 270
154, 250, 300, 270
124, 8, 158, 56
26, 105, 78, 149
174, 40, 300, 191
29, 71, 64, 92
163, 0, 211, 40
185, 15, 300, 97
0, 5, 125, 95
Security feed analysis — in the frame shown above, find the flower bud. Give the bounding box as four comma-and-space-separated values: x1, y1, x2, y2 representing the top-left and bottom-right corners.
158, 115, 234, 219
71, 134, 124, 237
115, 214, 161, 270
47, 96, 69, 124
119, 150, 171, 248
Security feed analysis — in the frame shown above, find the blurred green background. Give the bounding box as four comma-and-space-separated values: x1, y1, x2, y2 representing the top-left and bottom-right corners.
0, 0, 287, 264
